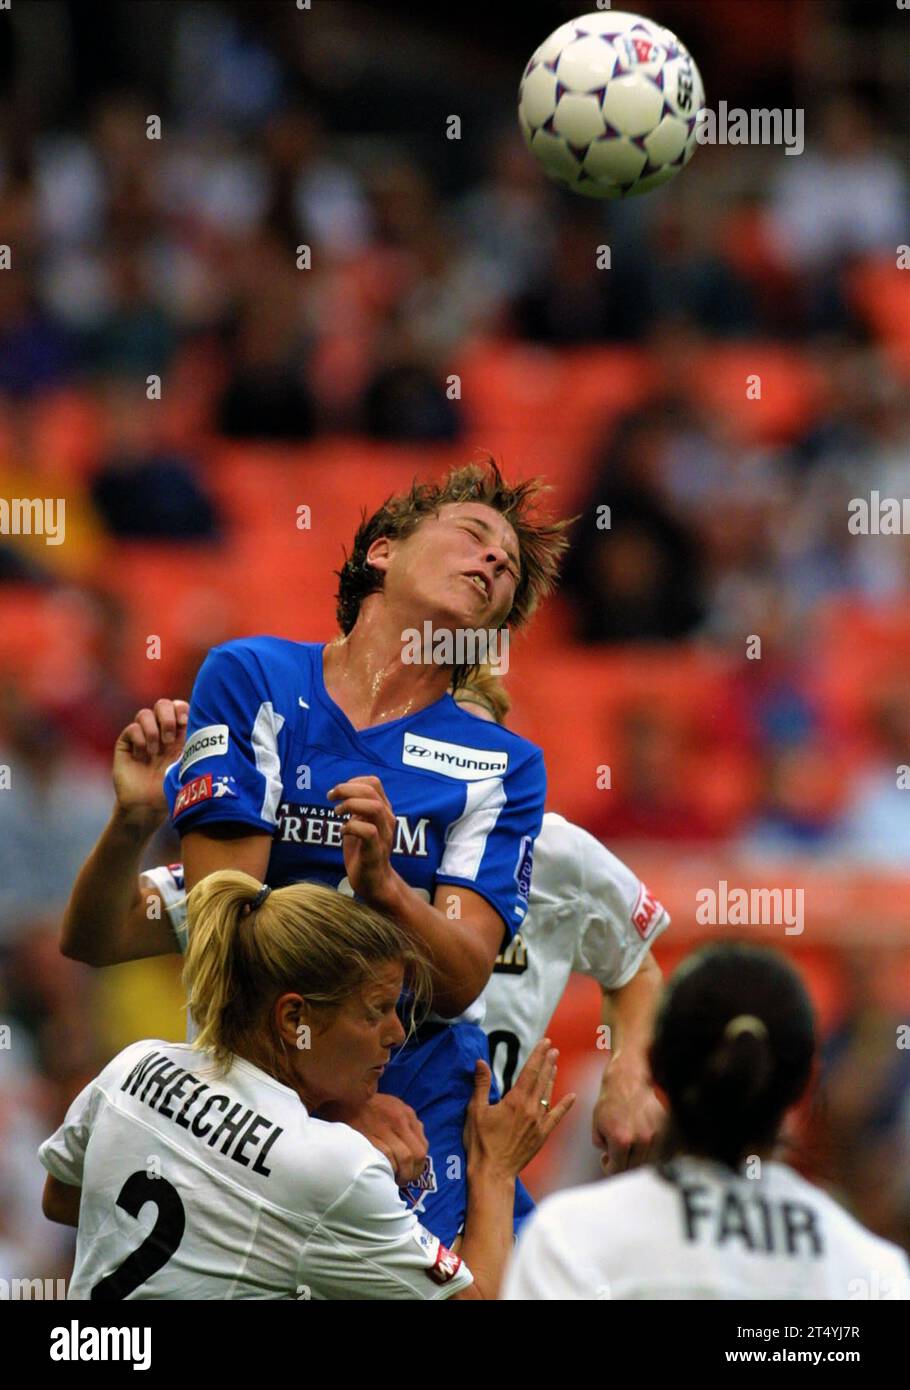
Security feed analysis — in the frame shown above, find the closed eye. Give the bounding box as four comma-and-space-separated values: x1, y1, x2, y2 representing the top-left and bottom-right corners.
462, 525, 520, 584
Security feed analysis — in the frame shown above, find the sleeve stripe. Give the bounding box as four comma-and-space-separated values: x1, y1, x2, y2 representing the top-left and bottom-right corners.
439, 777, 507, 882
251, 701, 285, 825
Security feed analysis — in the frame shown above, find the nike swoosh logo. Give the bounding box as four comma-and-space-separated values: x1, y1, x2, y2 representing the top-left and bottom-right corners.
298, 698, 309, 709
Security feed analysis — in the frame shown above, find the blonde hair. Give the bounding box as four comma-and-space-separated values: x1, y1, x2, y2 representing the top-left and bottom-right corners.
453, 663, 511, 724
183, 871, 432, 1077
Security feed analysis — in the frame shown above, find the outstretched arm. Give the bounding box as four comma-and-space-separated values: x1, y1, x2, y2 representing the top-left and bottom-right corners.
60, 700, 188, 966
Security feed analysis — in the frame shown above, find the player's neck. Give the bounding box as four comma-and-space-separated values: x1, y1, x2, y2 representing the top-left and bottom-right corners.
323, 609, 453, 730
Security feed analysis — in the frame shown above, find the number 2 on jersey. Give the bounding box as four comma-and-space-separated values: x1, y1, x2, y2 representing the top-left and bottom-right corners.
91, 1172, 186, 1300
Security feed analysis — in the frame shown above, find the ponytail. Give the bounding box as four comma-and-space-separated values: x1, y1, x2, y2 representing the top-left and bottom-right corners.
651, 944, 815, 1170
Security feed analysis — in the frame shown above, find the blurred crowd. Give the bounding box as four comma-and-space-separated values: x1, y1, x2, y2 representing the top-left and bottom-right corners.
0, 0, 908, 1282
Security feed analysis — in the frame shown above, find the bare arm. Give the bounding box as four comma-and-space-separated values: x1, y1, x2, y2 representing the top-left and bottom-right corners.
42, 1174, 81, 1227
387, 880, 504, 1018
61, 807, 176, 966
328, 776, 508, 1016
181, 827, 273, 892
60, 699, 189, 967
592, 950, 666, 1172
452, 1042, 574, 1300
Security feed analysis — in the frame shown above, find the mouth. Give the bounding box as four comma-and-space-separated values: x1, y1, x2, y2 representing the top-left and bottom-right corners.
463, 571, 491, 600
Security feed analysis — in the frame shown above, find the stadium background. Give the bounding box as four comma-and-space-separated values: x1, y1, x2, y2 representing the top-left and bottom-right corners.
0, 0, 908, 1287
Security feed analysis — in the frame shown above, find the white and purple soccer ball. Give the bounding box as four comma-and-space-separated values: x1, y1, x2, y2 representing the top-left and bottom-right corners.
518, 10, 705, 198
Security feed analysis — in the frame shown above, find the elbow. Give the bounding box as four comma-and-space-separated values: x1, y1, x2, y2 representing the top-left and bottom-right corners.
59, 938, 101, 968
59, 931, 110, 969
42, 1179, 80, 1226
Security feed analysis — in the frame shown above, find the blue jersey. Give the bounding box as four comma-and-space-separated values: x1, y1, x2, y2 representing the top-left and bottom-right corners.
164, 637, 544, 942
163, 636, 545, 1243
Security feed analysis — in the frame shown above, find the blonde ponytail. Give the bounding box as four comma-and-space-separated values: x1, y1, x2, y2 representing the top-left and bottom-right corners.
183, 872, 432, 1076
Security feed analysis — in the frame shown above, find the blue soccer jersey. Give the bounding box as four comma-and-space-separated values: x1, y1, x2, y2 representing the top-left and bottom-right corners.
163, 637, 544, 938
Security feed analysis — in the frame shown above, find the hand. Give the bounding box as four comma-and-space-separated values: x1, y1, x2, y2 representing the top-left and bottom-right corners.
327, 775, 398, 907
592, 1054, 665, 1177
464, 1038, 575, 1180
320, 1093, 428, 1187
113, 699, 189, 819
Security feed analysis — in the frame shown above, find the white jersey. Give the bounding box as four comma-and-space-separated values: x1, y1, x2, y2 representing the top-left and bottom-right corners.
141, 814, 669, 1087
502, 1156, 910, 1301
481, 813, 669, 1093
39, 1039, 472, 1300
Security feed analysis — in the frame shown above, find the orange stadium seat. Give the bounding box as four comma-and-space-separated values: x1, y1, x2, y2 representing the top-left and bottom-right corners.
456, 340, 651, 499
506, 643, 740, 824
814, 597, 910, 741
847, 257, 910, 376
0, 587, 100, 699
687, 344, 824, 444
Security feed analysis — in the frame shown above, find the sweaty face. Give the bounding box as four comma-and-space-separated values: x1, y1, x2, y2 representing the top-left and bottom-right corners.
373, 502, 522, 632
299, 961, 406, 1110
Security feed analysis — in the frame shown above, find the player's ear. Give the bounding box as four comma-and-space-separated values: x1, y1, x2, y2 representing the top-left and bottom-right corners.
365, 535, 394, 574
273, 992, 313, 1051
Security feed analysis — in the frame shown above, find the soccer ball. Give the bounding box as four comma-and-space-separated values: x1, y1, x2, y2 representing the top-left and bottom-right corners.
518, 10, 705, 198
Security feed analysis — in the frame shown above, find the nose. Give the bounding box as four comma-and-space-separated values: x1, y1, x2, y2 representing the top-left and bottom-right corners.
485, 544, 511, 578
385, 1012, 407, 1049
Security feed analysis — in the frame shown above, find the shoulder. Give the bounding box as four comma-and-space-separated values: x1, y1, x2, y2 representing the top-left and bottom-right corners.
94, 1039, 189, 1093
204, 636, 319, 679
445, 698, 544, 768
533, 813, 636, 897
282, 1114, 398, 1215
409, 702, 544, 796
770, 1164, 910, 1273
533, 1166, 664, 1232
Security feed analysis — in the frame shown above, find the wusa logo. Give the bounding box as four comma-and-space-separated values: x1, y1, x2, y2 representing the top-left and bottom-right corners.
179, 724, 229, 777
402, 732, 508, 781
174, 774, 212, 818
427, 1243, 463, 1287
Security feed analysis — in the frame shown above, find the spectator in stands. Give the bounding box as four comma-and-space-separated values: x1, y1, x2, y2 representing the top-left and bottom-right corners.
89, 377, 219, 539
737, 742, 844, 856
0, 686, 111, 944
813, 947, 910, 1246
836, 685, 910, 867
562, 411, 706, 643
456, 128, 560, 302
512, 205, 653, 344
586, 705, 721, 845
0, 264, 71, 399
768, 96, 909, 334
80, 247, 177, 380
216, 230, 316, 440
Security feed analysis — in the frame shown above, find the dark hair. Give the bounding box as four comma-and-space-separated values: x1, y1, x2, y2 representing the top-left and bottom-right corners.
649, 943, 815, 1171
335, 456, 574, 686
